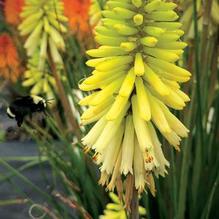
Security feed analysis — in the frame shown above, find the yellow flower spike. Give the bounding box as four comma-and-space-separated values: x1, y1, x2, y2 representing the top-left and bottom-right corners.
31, 80, 43, 95
102, 18, 127, 27
107, 149, 122, 191
144, 146, 159, 171
24, 21, 43, 50
134, 53, 145, 76
147, 11, 179, 22
100, 192, 146, 219
22, 53, 55, 99
19, 0, 67, 67
120, 115, 135, 175
119, 68, 136, 97
106, 95, 129, 121
19, 10, 43, 29
140, 36, 158, 47
101, 123, 124, 174
120, 42, 137, 52
163, 79, 180, 90
145, 174, 156, 196
81, 107, 110, 126
145, 48, 179, 63
96, 56, 133, 71
157, 41, 187, 50
109, 192, 120, 204
95, 26, 120, 37
162, 131, 181, 151
135, 77, 151, 121
106, 204, 123, 211
176, 90, 190, 102
95, 34, 127, 46
90, 78, 125, 105
48, 37, 63, 65
157, 32, 181, 42
143, 26, 166, 37
89, 0, 102, 27
159, 104, 189, 138
152, 21, 182, 30
99, 171, 110, 187
157, 2, 177, 11
165, 49, 184, 57
80, 0, 191, 194
132, 95, 153, 151
22, 78, 36, 87
93, 102, 130, 152
82, 117, 107, 147
113, 24, 139, 36
40, 32, 48, 59
87, 46, 128, 57
132, 0, 142, 8
107, 2, 134, 11
150, 86, 186, 110
172, 29, 185, 37
133, 14, 144, 26
133, 136, 145, 193
43, 17, 50, 31
83, 70, 125, 86
139, 206, 146, 215
79, 93, 98, 106
143, 63, 170, 96
92, 120, 122, 152
147, 56, 191, 78
86, 57, 109, 67
102, 10, 121, 20
113, 7, 136, 19
78, 81, 100, 92
147, 91, 171, 134
148, 122, 170, 177
151, 66, 190, 83
144, 0, 161, 13
81, 97, 113, 120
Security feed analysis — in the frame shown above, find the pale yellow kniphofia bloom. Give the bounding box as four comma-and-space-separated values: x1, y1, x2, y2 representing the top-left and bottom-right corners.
99, 192, 146, 219
79, 0, 191, 194
89, 0, 104, 27
22, 52, 55, 99
18, 0, 68, 69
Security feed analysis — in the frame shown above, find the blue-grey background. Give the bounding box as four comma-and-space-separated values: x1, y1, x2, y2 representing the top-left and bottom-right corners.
0, 109, 52, 219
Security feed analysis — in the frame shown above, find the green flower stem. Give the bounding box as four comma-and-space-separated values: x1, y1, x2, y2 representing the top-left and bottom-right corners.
177, 76, 196, 219
191, 0, 209, 213
201, 0, 213, 72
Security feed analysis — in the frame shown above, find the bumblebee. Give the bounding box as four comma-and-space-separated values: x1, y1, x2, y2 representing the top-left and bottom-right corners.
6, 95, 47, 127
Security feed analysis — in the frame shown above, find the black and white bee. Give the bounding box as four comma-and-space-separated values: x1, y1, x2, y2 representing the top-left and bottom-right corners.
6, 95, 48, 127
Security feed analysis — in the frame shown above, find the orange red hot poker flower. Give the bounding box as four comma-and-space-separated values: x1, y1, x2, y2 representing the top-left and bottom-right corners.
4, 0, 24, 25
0, 33, 21, 82
63, 0, 91, 34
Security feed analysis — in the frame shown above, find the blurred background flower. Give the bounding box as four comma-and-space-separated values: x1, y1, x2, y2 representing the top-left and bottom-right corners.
22, 52, 55, 99
100, 192, 146, 219
63, 0, 91, 36
0, 33, 22, 82
4, 0, 24, 25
